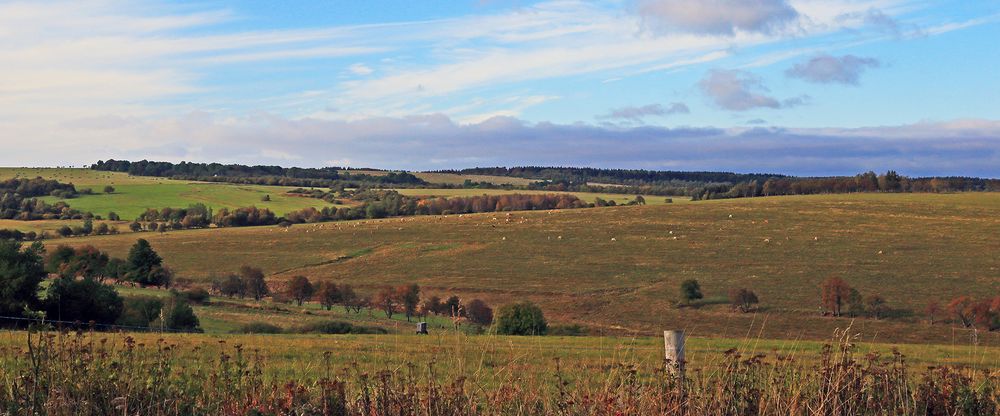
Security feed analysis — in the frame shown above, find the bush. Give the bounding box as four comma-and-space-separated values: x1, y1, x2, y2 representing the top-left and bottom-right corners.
164, 298, 201, 332
180, 288, 210, 304
291, 320, 387, 335
680, 279, 703, 304
236, 322, 283, 334
117, 296, 164, 328
547, 324, 588, 336
465, 299, 493, 326
495, 301, 547, 335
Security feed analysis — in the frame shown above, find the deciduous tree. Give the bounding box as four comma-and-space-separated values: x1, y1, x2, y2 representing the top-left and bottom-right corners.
821, 277, 851, 317
287, 275, 314, 306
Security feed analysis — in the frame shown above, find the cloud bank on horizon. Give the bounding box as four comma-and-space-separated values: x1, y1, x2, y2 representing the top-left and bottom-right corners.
1, 0, 998, 176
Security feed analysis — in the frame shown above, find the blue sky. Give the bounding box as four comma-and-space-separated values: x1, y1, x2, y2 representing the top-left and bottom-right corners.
2, 0, 999, 176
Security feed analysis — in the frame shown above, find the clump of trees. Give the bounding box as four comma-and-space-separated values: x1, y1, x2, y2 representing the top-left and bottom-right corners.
495, 301, 547, 335
0, 229, 38, 241
0, 177, 89, 220
134, 204, 277, 231
0, 239, 197, 331
946, 296, 1000, 331
211, 266, 270, 300
820, 277, 890, 319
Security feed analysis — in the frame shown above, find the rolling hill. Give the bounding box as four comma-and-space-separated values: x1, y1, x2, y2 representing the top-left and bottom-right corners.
52, 192, 1000, 345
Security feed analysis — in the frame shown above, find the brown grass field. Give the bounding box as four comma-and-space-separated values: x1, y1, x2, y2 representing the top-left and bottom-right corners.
49, 192, 1000, 345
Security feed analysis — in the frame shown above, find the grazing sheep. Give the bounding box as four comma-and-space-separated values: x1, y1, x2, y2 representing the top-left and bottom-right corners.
557, 236, 562, 240
728, 214, 733, 218
611, 237, 617, 242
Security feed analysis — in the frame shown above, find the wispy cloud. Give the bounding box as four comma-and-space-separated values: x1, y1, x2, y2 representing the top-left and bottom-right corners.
598, 103, 690, 121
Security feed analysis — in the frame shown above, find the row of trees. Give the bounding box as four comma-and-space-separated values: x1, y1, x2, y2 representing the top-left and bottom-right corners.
284, 191, 590, 224
130, 205, 278, 232
211, 273, 499, 328
820, 277, 890, 319
92, 160, 427, 187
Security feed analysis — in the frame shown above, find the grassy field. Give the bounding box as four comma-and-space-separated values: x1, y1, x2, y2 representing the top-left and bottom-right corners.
1, 168, 672, 224
2, 329, 998, 385
1, 168, 344, 220
52, 192, 1000, 345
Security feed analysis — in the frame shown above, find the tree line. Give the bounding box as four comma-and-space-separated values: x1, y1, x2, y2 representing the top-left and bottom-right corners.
283, 191, 589, 224
91, 159, 427, 186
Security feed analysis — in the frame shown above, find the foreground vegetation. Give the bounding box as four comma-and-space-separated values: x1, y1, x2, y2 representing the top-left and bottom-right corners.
1, 328, 998, 415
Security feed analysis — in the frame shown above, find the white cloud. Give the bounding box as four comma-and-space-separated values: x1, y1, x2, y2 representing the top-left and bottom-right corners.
348, 63, 375, 76
699, 69, 782, 111
635, 0, 799, 36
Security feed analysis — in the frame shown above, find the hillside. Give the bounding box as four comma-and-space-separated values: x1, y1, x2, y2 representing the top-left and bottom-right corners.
54, 192, 1000, 345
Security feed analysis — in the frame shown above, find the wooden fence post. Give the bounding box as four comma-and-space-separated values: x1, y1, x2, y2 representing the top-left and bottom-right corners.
663, 330, 685, 379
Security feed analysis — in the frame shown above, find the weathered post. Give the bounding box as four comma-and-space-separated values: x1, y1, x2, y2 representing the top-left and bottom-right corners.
663, 330, 685, 378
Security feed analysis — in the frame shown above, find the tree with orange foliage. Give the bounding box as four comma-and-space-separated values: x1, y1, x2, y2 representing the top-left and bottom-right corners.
947, 296, 976, 328
925, 301, 941, 324
820, 277, 851, 317
373, 287, 397, 318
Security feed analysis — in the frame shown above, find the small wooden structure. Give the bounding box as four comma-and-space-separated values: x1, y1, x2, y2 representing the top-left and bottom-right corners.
416, 322, 428, 335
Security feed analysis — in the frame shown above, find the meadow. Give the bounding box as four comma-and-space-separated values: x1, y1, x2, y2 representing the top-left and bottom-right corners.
1, 168, 344, 220
0, 168, 673, 224
51, 192, 1000, 345
2, 327, 998, 414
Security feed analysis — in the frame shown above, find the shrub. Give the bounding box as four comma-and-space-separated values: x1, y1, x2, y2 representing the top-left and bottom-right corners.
236, 322, 283, 334
465, 299, 493, 326
117, 296, 164, 328
164, 298, 200, 332
181, 288, 211, 304
495, 301, 547, 335
291, 320, 386, 335
680, 279, 703, 304
547, 324, 588, 336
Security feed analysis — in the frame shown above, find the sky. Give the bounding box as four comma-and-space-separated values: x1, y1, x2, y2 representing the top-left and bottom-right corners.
2, 0, 999, 176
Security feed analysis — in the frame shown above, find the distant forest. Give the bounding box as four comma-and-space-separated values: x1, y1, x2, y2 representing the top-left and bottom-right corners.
91, 159, 426, 187
92, 160, 1000, 200
438, 166, 1000, 199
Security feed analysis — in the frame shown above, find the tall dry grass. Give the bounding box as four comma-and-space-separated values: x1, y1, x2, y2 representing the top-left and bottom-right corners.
0, 327, 997, 415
